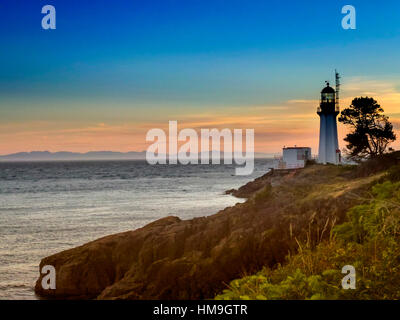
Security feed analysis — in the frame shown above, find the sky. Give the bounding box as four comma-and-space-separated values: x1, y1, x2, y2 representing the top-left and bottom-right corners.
1, 0, 400, 155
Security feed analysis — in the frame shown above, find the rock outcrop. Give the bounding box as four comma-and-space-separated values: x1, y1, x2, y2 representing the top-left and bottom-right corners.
35, 164, 381, 299
225, 168, 298, 198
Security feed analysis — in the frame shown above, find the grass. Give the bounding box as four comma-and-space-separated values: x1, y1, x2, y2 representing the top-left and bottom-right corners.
215, 153, 400, 300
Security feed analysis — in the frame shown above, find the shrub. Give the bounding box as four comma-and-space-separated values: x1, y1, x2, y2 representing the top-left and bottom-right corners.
253, 184, 272, 206
215, 179, 400, 300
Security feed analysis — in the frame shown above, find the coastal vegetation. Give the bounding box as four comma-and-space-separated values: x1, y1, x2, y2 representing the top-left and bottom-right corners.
216, 154, 400, 300
339, 97, 396, 161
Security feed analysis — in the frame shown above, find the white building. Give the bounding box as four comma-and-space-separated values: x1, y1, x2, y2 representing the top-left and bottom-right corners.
279, 147, 312, 169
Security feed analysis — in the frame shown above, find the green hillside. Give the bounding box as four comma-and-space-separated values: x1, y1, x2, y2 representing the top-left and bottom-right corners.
216, 153, 400, 300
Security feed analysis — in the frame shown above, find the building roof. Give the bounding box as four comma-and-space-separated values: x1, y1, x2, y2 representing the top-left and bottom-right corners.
283, 147, 311, 150
321, 83, 335, 94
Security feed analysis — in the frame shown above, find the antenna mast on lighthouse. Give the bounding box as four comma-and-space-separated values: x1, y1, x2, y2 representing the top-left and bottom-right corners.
335, 70, 340, 112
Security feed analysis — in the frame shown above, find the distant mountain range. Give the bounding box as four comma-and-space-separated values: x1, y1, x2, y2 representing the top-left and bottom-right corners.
0, 151, 275, 161
0, 151, 147, 161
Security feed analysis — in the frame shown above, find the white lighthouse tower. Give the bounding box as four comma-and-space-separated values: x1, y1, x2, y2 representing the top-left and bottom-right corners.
317, 71, 341, 164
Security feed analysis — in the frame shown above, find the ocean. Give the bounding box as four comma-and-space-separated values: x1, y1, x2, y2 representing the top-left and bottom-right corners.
0, 160, 273, 299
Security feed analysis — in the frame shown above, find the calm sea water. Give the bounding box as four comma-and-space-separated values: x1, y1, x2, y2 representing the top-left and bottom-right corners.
0, 160, 272, 300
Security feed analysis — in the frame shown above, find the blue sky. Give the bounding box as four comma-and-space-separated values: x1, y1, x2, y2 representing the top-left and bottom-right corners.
1, 0, 400, 153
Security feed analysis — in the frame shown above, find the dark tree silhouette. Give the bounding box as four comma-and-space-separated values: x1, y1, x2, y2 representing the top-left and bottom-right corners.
339, 97, 396, 161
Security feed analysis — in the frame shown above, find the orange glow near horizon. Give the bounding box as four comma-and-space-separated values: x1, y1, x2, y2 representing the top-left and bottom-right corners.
1, 78, 400, 156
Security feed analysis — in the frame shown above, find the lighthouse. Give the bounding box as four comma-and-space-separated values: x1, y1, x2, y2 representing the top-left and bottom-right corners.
317, 72, 341, 164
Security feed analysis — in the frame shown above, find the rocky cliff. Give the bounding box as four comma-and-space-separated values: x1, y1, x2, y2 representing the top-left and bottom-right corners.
35, 163, 386, 299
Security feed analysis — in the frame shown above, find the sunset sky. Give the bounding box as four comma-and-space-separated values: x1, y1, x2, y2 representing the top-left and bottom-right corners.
1, 0, 400, 155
